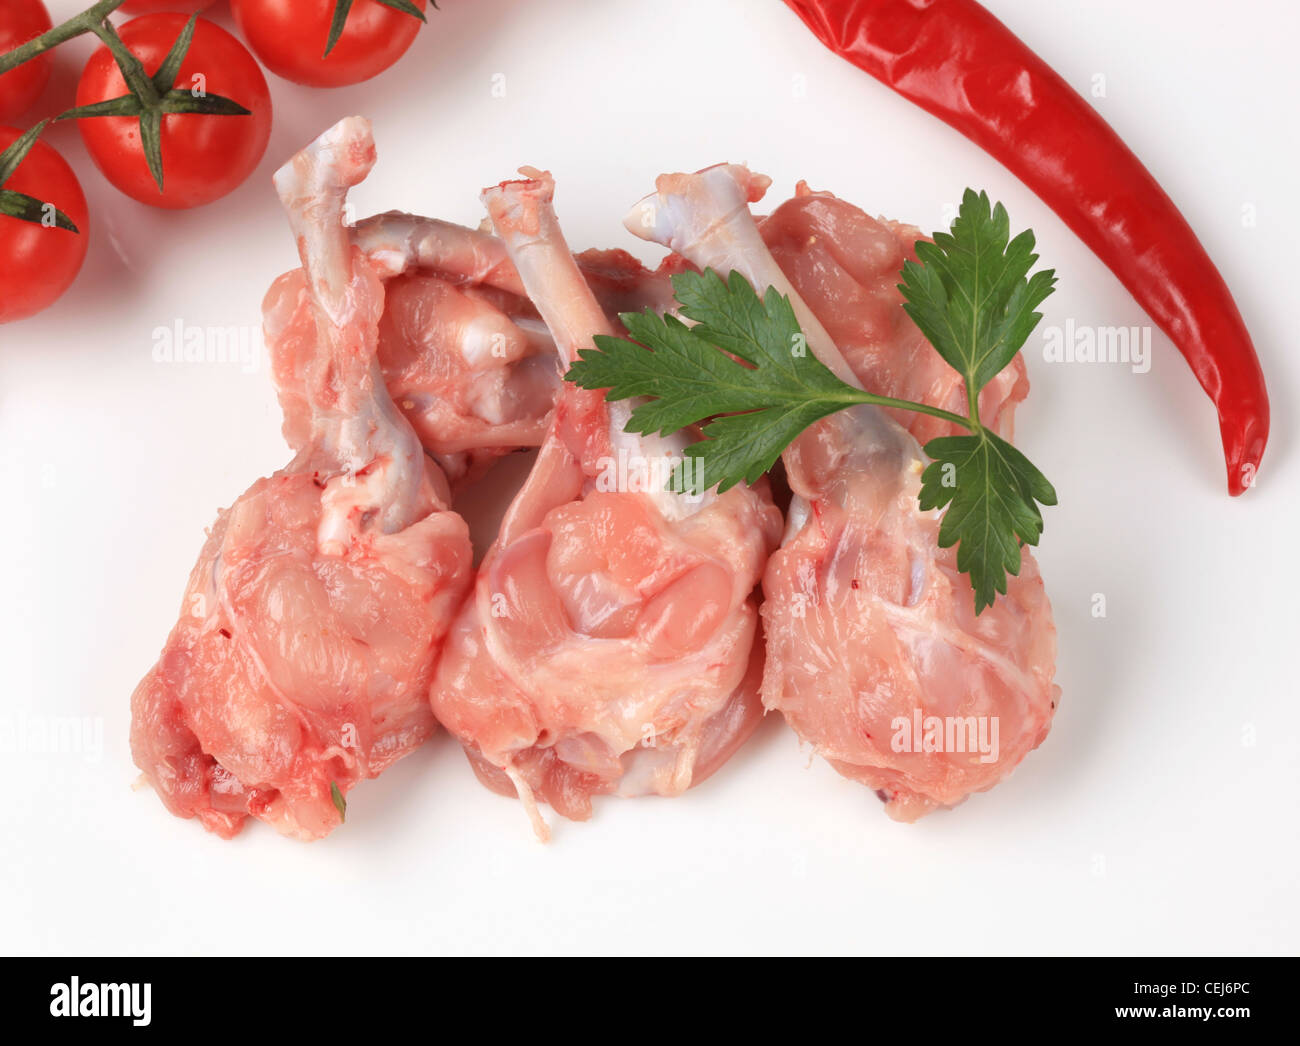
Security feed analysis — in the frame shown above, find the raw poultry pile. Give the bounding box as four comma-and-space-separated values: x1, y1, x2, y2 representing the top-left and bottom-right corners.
130, 118, 1058, 841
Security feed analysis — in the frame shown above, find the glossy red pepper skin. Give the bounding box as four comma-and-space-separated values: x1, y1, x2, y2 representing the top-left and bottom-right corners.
785, 0, 1269, 495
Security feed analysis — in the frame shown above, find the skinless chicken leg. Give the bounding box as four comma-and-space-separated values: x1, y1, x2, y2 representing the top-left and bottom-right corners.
129, 118, 473, 840
429, 170, 782, 840
267, 212, 681, 488
345, 212, 561, 485
265, 209, 559, 490
628, 165, 1059, 821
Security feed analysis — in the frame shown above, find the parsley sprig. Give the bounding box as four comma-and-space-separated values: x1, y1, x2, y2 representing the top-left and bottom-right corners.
565, 189, 1057, 613
904, 191, 1059, 611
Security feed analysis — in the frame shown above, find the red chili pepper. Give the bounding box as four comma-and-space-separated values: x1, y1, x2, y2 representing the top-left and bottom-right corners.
784, 0, 1269, 495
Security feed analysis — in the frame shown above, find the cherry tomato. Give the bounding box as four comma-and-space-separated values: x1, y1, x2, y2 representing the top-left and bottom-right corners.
120, 0, 215, 12
0, 0, 52, 122
74, 15, 271, 209
230, 0, 426, 88
0, 125, 88, 324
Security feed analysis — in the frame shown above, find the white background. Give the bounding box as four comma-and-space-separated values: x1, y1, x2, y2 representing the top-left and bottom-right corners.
2, 0, 1296, 956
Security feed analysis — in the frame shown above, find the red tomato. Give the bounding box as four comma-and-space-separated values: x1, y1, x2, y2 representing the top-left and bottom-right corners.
230, 0, 426, 88
0, 0, 52, 122
0, 125, 88, 324
74, 15, 271, 209
120, 0, 215, 11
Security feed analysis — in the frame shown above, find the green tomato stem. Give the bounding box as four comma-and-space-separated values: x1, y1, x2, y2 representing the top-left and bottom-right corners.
0, 0, 127, 75
89, 18, 161, 107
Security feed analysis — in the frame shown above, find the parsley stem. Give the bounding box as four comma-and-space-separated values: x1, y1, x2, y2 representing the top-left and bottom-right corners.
851, 390, 975, 432
966, 378, 981, 426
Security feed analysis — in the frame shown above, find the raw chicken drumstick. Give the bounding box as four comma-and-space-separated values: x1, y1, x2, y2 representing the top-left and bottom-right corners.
265, 210, 559, 489
629, 165, 1058, 821
269, 211, 681, 487
429, 170, 782, 839
130, 118, 473, 840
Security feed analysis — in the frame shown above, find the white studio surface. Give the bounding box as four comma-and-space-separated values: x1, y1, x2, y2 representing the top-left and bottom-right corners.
2, 0, 1296, 956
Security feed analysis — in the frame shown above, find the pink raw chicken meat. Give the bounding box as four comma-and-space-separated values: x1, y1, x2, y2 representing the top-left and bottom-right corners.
130, 118, 473, 840
265, 212, 560, 489
268, 210, 680, 488
629, 165, 1058, 822
369, 245, 679, 486
759, 183, 1028, 443
429, 170, 782, 839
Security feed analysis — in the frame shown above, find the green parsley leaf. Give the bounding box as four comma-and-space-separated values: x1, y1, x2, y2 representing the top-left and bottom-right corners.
330, 781, 347, 823
919, 429, 1058, 613
899, 189, 1056, 406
